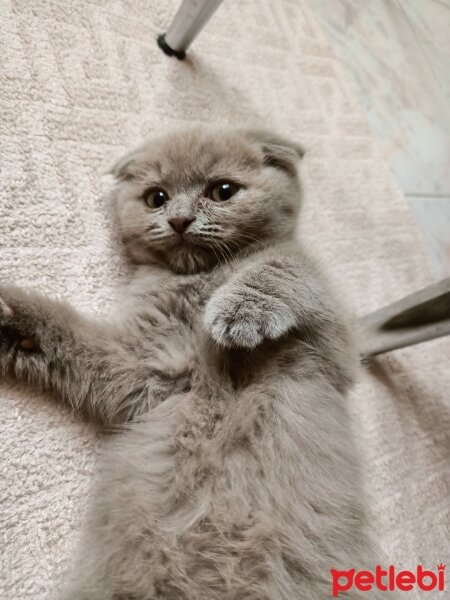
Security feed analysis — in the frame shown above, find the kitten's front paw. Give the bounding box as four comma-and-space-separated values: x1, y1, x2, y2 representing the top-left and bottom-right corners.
204, 283, 296, 349
0, 286, 37, 358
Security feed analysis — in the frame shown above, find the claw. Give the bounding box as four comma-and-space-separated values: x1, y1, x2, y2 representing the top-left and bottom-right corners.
0, 297, 13, 318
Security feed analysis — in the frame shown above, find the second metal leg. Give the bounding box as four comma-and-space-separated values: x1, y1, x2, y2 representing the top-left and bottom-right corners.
360, 277, 450, 359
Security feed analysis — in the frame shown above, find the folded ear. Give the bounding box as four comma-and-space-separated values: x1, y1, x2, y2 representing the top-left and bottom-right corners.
243, 129, 304, 176
108, 148, 144, 181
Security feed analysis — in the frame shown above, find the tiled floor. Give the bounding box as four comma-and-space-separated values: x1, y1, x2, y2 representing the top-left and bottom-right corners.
310, 0, 450, 277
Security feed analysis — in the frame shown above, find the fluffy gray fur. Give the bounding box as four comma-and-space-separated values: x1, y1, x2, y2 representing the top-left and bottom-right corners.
0, 126, 393, 599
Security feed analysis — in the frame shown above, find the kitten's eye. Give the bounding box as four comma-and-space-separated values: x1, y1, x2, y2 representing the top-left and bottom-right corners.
143, 188, 169, 208
207, 181, 240, 202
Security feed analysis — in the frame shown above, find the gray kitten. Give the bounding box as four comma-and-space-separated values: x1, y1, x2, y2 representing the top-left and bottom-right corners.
0, 127, 391, 599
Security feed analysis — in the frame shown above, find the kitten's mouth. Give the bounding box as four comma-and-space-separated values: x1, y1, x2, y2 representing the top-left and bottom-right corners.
167, 231, 222, 255
167, 233, 205, 254
173, 233, 194, 247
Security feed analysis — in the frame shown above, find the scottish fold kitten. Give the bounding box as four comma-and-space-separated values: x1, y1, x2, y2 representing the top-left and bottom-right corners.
0, 127, 390, 599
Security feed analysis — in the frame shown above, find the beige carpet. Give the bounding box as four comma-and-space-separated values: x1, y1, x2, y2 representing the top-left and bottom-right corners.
1, 1, 449, 598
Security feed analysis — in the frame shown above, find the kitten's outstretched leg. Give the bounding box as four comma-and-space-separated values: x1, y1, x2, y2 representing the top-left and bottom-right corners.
0, 285, 150, 425
204, 250, 328, 348
204, 246, 356, 387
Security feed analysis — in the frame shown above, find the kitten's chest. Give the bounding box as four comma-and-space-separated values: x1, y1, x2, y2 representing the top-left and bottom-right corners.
151, 271, 219, 323
132, 272, 223, 391
128, 268, 224, 354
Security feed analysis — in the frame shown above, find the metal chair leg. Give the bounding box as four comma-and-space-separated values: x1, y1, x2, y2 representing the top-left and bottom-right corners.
157, 0, 224, 60
360, 277, 450, 359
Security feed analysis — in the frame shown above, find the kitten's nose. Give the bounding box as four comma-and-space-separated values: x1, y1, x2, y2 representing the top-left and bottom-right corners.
168, 216, 195, 235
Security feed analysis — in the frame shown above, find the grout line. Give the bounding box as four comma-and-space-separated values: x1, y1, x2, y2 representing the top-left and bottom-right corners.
406, 193, 450, 200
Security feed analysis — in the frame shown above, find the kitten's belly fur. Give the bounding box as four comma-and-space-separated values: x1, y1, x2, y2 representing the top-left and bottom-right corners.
68, 272, 383, 600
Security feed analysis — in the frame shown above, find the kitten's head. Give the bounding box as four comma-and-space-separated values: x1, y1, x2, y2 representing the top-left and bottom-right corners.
111, 126, 303, 273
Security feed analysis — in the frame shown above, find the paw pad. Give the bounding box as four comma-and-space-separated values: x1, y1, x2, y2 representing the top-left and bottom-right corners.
19, 337, 36, 350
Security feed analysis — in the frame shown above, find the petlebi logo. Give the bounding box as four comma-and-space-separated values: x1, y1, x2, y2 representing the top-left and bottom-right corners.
330, 564, 446, 596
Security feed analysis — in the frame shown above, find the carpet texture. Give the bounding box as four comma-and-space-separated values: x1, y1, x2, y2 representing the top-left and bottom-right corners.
1, 1, 449, 598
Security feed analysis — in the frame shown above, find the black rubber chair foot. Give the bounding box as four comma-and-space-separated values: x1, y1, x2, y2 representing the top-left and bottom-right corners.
157, 34, 186, 60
